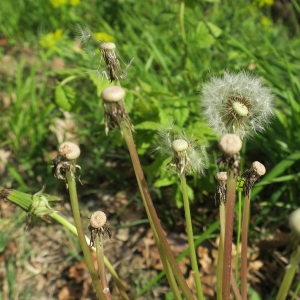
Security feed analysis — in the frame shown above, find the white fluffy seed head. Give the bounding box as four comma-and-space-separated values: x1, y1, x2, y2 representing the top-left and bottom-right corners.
90, 211, 107, 229
218, 134, 242, 156
289, 208, 300, 235
58, 142, 81, 160
101, 86, 125, 102
252, 161, 266, 176
100, 42, 116, 50
215, 171, 228, 182
201, 71, 274, 139
172, 139, 189, 152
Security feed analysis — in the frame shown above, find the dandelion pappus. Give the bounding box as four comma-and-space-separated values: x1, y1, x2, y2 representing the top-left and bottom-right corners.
74, 23, 134, 82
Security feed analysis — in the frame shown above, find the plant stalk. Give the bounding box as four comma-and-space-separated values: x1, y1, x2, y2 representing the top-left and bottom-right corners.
241, 194, 251, 299
217, 203, 226, 300
66, 171, 106, 300
180, 175, 204, 300
121, 123, 194, 300
222, 174, 237, 300
95, 234, 113, 300
276, 245, 300, 300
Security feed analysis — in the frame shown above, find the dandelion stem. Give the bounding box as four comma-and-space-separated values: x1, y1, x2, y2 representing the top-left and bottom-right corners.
180, 175, 204, 300
2, 189, 130, 300
218, 202, 242, 300
241, 194, 251, 299
51, 212, 130, 300
276, 246, 300, 300
66, 171, 106, 300
121, 122, 194, 300
222, 173, 237, 300
217, 203, 226, 300
95, 234, 113, 300
235, 190, 242, 283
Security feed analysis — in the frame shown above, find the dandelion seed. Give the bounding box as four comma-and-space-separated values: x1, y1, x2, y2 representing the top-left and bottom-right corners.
201, 71, 274, 139
74, 22, 92, 46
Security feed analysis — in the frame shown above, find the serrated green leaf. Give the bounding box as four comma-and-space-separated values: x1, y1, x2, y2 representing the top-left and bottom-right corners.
55, 85, 71, 111
154, 177, 177, 188
135, 121, 162, 130
206, 22, 222, 38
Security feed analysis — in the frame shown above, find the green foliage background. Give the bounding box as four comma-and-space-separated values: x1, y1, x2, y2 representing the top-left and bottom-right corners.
0, 0, 300, 260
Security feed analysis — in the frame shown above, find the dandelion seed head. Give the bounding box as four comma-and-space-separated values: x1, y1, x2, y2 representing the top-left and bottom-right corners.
201, 71, 274, 139
155, 127, 208, 176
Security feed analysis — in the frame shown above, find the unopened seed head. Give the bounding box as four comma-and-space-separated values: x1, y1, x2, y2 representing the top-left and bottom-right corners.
289, 208, 300, 235
252, 161, 266, 176
218, 134, 242, 156
101, 86, 125, 102
100, 42, 116, 50
59, 142, 81, 160
90, 211, 107, 229
215, 172, 228, 182
172, 139, 189, 152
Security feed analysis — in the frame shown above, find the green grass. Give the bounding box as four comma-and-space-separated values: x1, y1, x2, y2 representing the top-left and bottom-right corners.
0, 0, 300, 298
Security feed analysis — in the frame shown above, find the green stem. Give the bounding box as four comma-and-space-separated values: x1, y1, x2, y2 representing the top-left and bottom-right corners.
241, 194, 251, 300
235, 190, 242, 283
3, 189, 130, 300
95, 234, 113, 300
222, 174, 237, 300
66, 171, 106, 300
180, 176, 204, 300
121, 124, 194, 300
51, 213, 130, 300
276, 246, 300, 300
179, 1, 186, 44
217, 203, 226, 300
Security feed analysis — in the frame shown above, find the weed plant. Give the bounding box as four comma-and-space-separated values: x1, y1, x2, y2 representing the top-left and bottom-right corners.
0, 0, 300, 299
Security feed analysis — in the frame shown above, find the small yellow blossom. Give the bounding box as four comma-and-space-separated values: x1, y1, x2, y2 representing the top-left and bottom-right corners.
258, 0, 274, 6
70, 0, 80, 6
261, 16, 272, 26
50, 0, 68, 7
93, 32, 114, 42
39, 29, 63, 48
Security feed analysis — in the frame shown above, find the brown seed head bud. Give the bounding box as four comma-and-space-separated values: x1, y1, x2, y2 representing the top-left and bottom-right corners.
101, 86, 125, 103
215, 172, 228, 183
100, 42, 116, 51
58, 142, 80, 160
252, 161, 266, 177
89, 211, 107, 229
218, 134, 242, 156
172, 139, 189, 152
289, 208, 300, 235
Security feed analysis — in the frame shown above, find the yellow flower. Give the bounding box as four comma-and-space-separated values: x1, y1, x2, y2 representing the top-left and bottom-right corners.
258, 0, 274, 6
39, 29, 63, 48
50, 0, 68, 7
93, 32, 114, 42
261, 16, 272, 26
70, 0, 80, 6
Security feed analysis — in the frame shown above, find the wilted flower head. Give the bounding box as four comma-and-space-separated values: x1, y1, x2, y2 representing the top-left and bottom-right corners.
155, 126, 208, 176
201, 71, 274, 139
